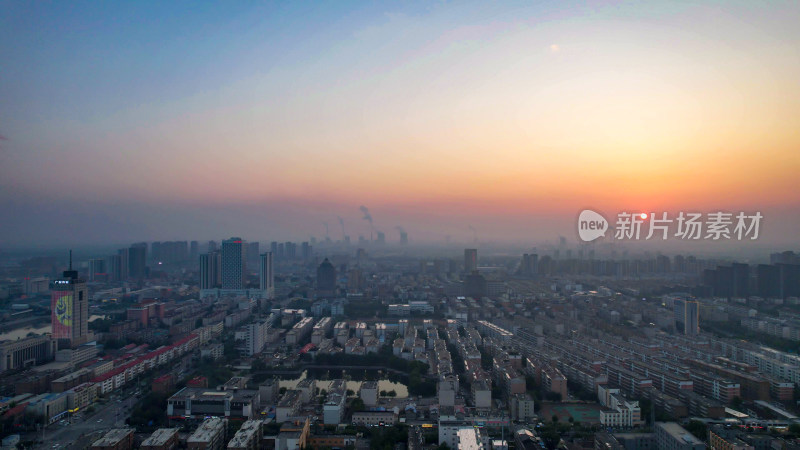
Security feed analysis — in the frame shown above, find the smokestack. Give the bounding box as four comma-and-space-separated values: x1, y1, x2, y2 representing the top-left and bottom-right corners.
359, 206, 373, 242
396, 226, 408, 245
337, 216, 346, 239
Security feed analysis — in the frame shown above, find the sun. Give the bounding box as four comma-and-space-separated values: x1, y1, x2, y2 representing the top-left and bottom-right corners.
640, 213, 648, 220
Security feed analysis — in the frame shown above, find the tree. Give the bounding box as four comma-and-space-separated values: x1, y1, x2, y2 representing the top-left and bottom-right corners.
788, 423, 800, 436
387, 390, 397, 398
684, 420, 707, 441
380, 390, 387, 397
350, 398, 365, 412
551, 414, 559, 423
346, 389, 355, 397
251, 358, 267, 372
730, 396, 743, 409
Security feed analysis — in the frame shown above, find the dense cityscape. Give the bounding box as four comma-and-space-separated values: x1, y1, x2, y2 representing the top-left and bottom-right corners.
0, 239, 798, 449
2, 1, 800, 449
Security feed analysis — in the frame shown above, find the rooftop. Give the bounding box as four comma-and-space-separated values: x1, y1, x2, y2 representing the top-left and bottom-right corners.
140, 428, 179, 447
188, 417, 227, 443
227, 419, 263, 447
657, 422, 703, 445
92, 428, 133, 447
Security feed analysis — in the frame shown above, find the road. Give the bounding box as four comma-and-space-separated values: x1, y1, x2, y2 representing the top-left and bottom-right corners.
28, 391, 138, 449
28, 351, 197, 449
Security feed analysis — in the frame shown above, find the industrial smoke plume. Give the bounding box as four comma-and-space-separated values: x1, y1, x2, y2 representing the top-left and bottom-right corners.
359, 205, 374, 241
337, 216, 346, 239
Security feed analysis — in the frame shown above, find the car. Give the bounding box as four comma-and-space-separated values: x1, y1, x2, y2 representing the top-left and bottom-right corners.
97, 419, 103, 423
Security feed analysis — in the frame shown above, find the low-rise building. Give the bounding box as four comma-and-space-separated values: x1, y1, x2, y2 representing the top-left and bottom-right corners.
141, 428, 180, 450
359, 381, 379, 407
510, 394, 535, 421
167, 387, 260, 419
323, 380, 346, 425
188, 417, 228, 450
457, 428, 485, 450
201, 343, 224, 361
91, 428, 134, 450
227, 419, 263, 450
276, 390, 302, 422
654, 422, 705, 450
351, 411, 397, 427
472, 380, 492, 409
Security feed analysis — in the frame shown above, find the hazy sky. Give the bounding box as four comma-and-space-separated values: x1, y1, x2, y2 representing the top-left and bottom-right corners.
1, 1, 798, 248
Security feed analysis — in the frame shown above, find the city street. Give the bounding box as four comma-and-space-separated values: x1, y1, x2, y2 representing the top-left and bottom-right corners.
27, 393, 137, 449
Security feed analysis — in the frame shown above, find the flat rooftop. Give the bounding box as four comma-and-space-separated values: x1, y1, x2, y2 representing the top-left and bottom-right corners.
92, 428, 133, 447
140, 428, 179, 447
188, 417, 226, 443
657, 422, 703, 445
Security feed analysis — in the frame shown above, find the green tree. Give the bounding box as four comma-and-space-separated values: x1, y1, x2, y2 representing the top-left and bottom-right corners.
552, 415, 559, 423
684, 420, 707, 441
251, 358, 267, 372
350, 398, 365, 412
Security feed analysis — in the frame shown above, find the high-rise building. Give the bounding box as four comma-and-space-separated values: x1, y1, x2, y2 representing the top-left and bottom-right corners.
117, 248, 130, 281
247, 242, 260, 270
190, 240, 199, 260
200, 252, 221, 290
464, 271, 487, 298
399, 231, 408, 245
464, 249, 478, 273
317, 258, 337, 295
757, 264, 780, 298
107, 254, 122, 281
301, 242, 312, 260
151, 241, 188, 263
674, 298, 699, 335
259, 252, 274, 295
732, 263, 749, 298
88, 259, 106, 282
221, 237, 246, 290
50, 254, 89, 348
284, 242, 296, 259
519, 254, 538, 277
128, 243, 147, 279
347, 267, 365, 293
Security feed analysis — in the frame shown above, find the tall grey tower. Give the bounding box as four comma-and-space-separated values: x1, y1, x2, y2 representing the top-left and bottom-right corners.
674, 298, 699, 335
464, 249, 478, 273
199, 251, 220, 289
259, 252, 274, 297
221, 237, 246, 290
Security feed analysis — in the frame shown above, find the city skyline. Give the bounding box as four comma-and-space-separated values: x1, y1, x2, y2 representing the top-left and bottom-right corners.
1, 1, 799, 247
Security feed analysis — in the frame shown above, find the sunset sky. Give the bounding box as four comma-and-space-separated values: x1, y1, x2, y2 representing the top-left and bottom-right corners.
1, 1, 798, 247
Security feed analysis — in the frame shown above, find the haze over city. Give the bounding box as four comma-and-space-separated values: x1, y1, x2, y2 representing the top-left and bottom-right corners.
4, 2, 800, 450
2, 1, 799, 249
